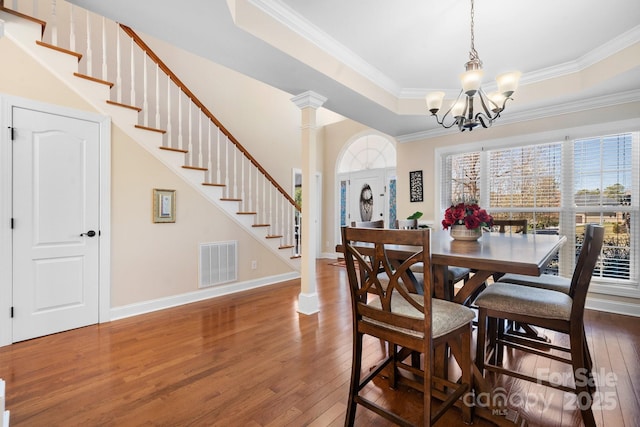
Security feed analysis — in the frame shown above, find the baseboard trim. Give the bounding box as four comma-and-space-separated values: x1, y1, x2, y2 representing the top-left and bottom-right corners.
586, 295, 640, 317
109, 272, 300, 321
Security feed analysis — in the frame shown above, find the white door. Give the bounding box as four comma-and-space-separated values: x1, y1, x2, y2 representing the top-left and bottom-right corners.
349, 171, 385, 224
12, 107, 100, 342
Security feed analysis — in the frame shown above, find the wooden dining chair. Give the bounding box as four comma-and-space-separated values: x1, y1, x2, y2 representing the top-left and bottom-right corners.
394, 218, 471, 293
475, 224, 604, 427
490, 219, 528, 234
341, 226, 475, 426
351, 219, 384, 228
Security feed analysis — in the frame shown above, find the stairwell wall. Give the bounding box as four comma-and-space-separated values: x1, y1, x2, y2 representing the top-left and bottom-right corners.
0, 36, 293, 313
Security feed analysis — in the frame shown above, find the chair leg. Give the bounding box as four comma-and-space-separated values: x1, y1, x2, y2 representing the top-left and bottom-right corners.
475, 308, 487, 375
496, 318, 505, 365
460, 326, 473, 424
345, 331, 363, 427
570, 326, 596, 427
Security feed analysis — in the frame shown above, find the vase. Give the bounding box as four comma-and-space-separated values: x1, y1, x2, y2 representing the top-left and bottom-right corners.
450, 224, 482, 241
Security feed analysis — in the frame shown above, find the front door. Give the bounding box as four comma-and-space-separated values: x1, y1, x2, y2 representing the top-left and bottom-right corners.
349, 171, 385, 225
12, 106, 100, 342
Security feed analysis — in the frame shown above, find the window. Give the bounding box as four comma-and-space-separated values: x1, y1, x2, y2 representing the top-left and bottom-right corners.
440, 132, 639, 296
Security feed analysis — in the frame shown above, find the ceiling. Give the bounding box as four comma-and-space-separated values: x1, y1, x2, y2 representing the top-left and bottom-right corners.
69, 0, 640, 141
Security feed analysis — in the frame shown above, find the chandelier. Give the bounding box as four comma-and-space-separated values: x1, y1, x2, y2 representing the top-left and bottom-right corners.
426, 0, 521, 131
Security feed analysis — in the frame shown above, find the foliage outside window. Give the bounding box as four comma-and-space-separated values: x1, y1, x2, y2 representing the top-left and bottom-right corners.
441, 132, 638, 292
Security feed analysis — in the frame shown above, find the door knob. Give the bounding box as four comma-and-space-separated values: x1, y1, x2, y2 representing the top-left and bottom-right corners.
80, 230, 97, 237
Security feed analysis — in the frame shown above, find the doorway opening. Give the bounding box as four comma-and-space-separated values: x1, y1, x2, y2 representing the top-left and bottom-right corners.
336, 134, 396, 233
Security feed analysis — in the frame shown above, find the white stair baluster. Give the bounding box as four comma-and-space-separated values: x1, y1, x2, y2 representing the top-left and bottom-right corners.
233, 146, 238, 199
142, 56, 148, 126
155, 64, 160, 129
249, 161, 253, 213
50, 0, 57, 45
224, 136, 230, 198
207, 121, 212, 182
198, 111, 203, 169
216, 128, 221, 184
166, 78, 172, 148
188, 103, 193, 166
177, 91, 183, 151
85, 10, 92, 75
129, 38, 135, 106
69, 4, 76, 52
101, 17, 107, 80
115, 29, 122, 103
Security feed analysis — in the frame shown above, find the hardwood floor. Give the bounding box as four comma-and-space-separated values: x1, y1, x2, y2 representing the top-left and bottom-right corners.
1, 260, 638, 426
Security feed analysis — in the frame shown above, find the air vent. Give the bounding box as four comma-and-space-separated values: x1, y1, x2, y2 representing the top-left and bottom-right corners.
199, 241, 237, 288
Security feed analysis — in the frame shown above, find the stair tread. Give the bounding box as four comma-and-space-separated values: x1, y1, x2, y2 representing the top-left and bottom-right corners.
252, 224, 270, 227
73, 72, 114, 88
266, 235, 283, 239
134, 124, 166, 134
202, 182, 225, 187
182, 165, 208, 171
0, 7, 46, 31
36, 40, 82, 61
106, 100, 142, 112
160, 146, 188, 154
220, 198, 242, 201
237, 212, 257, 215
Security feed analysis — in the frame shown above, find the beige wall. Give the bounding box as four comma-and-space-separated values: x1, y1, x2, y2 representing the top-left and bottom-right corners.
0, 36, 292, 309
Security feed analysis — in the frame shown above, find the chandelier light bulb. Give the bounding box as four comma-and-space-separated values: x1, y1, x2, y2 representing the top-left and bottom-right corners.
496, 71, 522, 97
426, 91, 446, 113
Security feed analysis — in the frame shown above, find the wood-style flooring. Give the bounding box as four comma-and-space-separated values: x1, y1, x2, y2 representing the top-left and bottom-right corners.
0, 260, 638, 426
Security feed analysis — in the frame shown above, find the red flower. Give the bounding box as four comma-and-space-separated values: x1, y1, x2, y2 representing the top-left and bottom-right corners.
442, 202, 494, 230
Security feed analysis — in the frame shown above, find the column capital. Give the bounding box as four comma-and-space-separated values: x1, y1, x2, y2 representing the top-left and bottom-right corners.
291, 91, 327, 110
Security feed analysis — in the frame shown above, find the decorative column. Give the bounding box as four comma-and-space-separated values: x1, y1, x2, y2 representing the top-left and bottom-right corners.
291, 91, 327, 315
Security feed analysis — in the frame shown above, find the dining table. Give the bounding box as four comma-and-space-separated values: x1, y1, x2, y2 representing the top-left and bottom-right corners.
336, 226, 567, 425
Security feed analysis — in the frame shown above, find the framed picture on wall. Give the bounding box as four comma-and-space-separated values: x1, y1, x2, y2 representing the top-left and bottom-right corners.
409, 170, 423, 202
153, 189, 176, 223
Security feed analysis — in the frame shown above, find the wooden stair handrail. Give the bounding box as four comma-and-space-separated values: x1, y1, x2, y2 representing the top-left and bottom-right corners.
119, 24, 300, 212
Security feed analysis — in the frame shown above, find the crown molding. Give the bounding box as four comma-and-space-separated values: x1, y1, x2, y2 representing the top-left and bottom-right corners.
249, 0, 401, 95
251, 1, 640, 101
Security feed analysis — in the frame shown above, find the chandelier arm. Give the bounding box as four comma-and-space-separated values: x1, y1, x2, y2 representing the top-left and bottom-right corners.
431, 90, 465, 129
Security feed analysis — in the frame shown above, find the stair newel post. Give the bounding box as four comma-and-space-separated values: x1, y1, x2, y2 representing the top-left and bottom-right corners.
165, 77, 171, 148
85, 9, 92, 76
155, 64, 160, 130
142, 55, 148, 126
115, 28, 122, 103
69, 4, 76, 52
129, 38, 135, 107
50, 0, 57, 45
101, 16, 107, 81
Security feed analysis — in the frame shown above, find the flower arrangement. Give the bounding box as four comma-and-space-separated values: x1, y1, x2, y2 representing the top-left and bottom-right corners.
442, 202, 493, 230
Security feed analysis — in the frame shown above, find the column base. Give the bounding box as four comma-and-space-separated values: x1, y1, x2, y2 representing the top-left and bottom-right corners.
297, 292, 319, 315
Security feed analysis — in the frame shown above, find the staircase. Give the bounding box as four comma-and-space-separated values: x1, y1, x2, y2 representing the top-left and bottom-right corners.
0, 0, 302, 271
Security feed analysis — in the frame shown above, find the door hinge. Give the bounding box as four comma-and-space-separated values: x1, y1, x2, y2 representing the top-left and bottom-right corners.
9, 127, 15, 141
10, 218, 14, 229
10, 307, 14, 318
